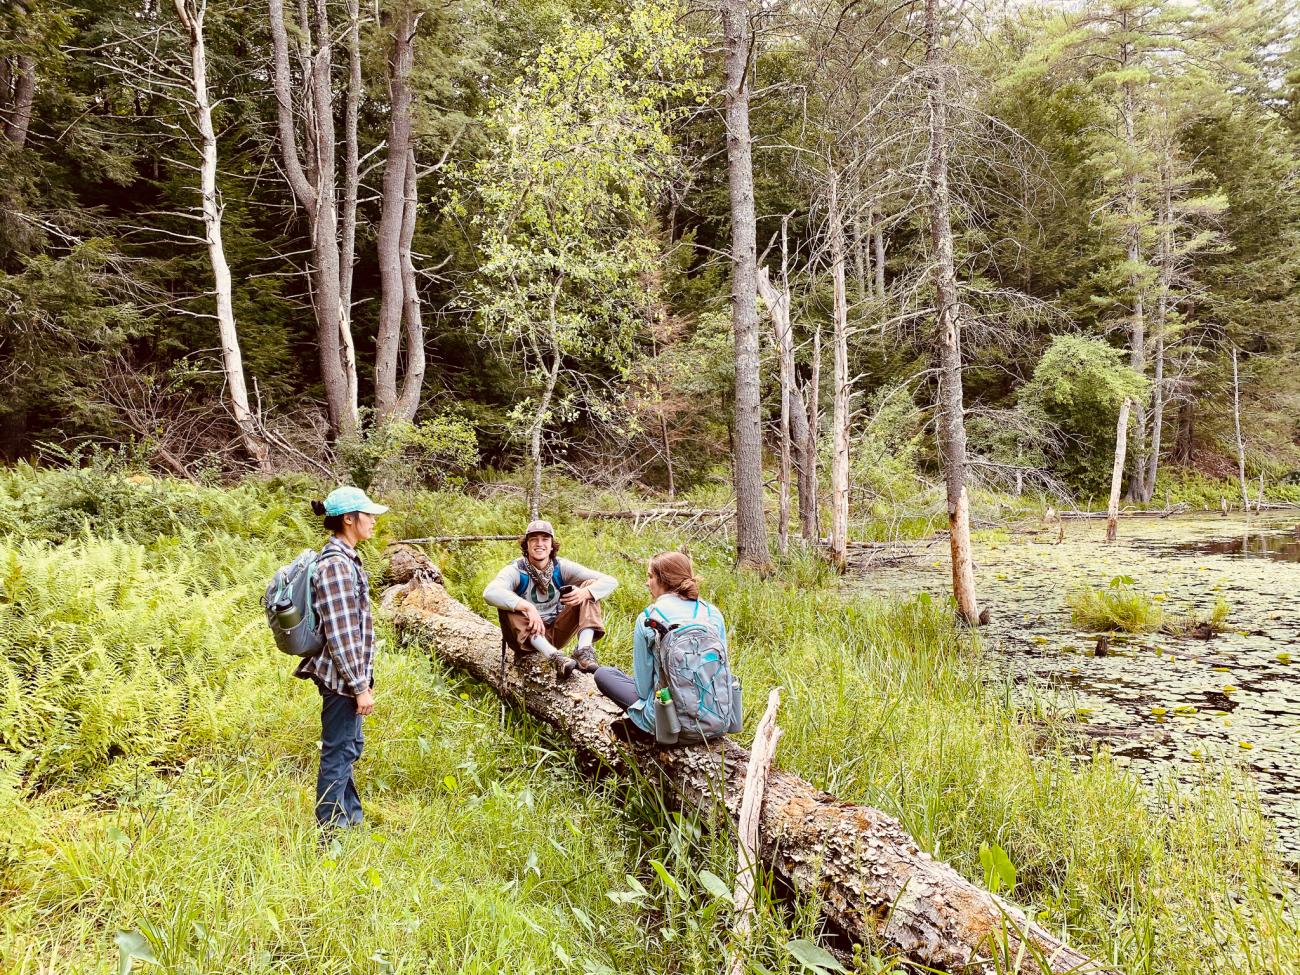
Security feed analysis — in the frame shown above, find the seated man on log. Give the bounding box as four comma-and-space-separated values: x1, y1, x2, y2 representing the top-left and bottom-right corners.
482, 519, 617, 680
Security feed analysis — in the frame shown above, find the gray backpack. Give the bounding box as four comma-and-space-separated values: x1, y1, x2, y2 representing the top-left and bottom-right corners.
262, 549, 354, 657
646, 605, 743, 744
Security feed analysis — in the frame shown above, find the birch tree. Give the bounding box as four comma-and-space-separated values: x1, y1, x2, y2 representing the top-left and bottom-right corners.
171, 0, 268, 470
94, 0, 270, 469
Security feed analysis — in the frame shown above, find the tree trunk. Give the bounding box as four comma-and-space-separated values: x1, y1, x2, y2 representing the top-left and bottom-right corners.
924, 0, 979, 624
267, 0, 357, 438
1232, 345, 1249, 512
660, 410, 676, 499
395, 146, 426, 420
828, 174, 851, 573
1106, 398, 1131, 542
529, 282, 564, 522
722, 0, 769, 570
805, 327, 822, 542
1142, 183, 1171, 502
1144, 332, 1165, 503
529, 351, 559, 523
383, 548, 1112, 975
854, 212, 871, 300
757, 266, 793, 557
175, 0, 269, 471
1173, 398, 1193, 465
339, 0, 361, 422
1122, 79, 1147, 503
873, 218, 886, 297
375, 5, 419, 421
1, 53, 34, 147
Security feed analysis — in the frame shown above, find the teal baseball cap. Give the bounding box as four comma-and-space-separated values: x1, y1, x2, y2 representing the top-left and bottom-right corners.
323, 486, 389, 517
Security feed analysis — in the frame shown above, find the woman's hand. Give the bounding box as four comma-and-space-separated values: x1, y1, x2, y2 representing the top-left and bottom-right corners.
355, 688, 375, 716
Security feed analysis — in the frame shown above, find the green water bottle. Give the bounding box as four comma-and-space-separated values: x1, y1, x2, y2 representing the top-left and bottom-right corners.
274, 599, 301, 630
654, 687, 681, 744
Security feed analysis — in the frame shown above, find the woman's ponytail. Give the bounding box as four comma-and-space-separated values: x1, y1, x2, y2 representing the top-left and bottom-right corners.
649, 551, 701, 600
310, 499, 326, 517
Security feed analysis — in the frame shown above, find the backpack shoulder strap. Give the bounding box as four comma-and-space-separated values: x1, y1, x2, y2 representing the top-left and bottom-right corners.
513, 556, 529, 597
552, 561, 563, 591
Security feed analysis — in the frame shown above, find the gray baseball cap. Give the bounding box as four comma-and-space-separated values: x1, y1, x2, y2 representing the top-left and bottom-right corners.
522, 519, 555, 540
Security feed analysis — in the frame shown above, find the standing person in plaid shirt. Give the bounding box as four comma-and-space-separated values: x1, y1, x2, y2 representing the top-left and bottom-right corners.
297, 486, 388, 830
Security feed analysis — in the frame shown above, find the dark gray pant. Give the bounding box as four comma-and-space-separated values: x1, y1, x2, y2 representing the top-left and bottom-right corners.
594, 666, 638, 709
316, 686, 363, 828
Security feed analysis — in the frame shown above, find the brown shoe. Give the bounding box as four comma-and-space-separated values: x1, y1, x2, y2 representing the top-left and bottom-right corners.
553, 655, 577, 681
572, 646, 599, 673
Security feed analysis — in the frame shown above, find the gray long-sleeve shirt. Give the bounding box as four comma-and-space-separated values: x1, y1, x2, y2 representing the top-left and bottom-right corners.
482, 557, 618, 623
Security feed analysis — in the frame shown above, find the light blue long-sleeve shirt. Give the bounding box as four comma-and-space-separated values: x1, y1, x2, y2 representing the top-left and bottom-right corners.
627, 593, 727, 733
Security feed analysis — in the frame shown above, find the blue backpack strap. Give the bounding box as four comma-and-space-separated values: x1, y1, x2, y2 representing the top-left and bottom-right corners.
513, 556, 529, 597
553, 561, 564, 591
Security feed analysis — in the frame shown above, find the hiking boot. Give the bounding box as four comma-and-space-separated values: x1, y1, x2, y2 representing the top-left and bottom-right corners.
572, 646, 599, 673
553, 655, 577, 681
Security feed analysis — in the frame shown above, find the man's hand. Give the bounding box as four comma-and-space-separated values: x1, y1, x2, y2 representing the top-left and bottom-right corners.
520, 601, 546, 636
355, 688, 375, 716
560, 583, 593, 608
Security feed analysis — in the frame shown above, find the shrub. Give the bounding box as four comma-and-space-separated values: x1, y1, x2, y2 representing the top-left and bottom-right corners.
1068, 575, 1164, 632
335, 415, 478, 494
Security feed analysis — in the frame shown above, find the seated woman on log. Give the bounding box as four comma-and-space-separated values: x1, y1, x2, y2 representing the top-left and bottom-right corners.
482, 519, 618, 680
595, 551, 740, 744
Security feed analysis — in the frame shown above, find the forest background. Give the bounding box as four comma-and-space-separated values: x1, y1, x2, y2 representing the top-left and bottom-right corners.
4, 0, 1300, 533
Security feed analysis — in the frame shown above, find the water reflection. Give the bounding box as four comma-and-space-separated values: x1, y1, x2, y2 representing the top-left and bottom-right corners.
1167, 527, 1300, 563
849, 513, 1300, 860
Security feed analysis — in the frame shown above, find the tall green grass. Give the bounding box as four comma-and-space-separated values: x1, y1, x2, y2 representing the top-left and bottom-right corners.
1, 465, 1296, 974
1069, 576, 1232, 637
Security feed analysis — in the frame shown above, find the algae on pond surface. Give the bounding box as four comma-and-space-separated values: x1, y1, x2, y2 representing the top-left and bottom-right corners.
851, 513, 1300, 860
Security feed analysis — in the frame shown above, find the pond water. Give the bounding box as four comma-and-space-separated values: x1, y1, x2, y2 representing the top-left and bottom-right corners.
849, 513, 1300, 861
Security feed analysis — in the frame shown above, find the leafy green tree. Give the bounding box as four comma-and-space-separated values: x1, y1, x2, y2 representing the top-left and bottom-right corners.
1019, 334, 1148, 496
460, 0, 701, 516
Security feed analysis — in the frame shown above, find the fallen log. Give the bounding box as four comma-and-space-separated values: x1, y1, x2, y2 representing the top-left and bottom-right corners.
398, 534, 518, 545
1059, 503, 1193, 521
382, 545, 1112, 974
576, 508, 734, 521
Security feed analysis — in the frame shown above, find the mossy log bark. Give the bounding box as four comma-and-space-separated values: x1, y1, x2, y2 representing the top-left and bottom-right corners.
383, 545, 1110, 974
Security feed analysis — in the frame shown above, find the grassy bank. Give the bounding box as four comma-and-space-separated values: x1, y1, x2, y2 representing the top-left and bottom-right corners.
1, 464, 1296, 973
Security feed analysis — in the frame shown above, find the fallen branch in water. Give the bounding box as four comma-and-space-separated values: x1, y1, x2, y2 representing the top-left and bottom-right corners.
382, 544, 1113, 974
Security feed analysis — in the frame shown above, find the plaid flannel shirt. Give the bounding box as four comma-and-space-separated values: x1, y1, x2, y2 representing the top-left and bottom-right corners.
294, 537, 374, 696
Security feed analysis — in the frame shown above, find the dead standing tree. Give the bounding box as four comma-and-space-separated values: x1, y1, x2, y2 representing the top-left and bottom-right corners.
172, 0, 269, 470
923, 0, 980, 622
721, 0, 771, 570
267, 0, 360, 438
93, 2, 270, 470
